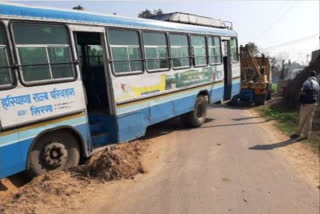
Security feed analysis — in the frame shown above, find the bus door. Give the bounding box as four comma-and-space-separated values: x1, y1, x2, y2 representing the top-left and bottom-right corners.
69, 25, 116, 149
222, 40, 232, 101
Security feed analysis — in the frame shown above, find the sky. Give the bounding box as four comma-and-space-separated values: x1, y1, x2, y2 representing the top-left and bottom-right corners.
4, 0, 320, 64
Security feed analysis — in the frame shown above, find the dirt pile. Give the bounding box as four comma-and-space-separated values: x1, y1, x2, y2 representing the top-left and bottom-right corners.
1, 140, 149, 214
1, 171, 91, 214
75, 141, 147, 181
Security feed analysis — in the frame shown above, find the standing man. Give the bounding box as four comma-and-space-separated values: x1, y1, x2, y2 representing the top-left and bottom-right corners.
291, 71, 319, 140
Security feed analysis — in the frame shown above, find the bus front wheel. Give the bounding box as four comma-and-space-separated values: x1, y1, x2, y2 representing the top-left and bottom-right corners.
181, 96, 207, 128
28, 131, 80, 177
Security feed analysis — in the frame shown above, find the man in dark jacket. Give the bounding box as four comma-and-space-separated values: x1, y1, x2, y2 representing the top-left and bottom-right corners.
292, 71, 319, 140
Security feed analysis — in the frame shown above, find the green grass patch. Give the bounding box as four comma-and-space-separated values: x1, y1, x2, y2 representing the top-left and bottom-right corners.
257, 102, 298, 135
256, 101, 319, 152
271, 83, 278, 93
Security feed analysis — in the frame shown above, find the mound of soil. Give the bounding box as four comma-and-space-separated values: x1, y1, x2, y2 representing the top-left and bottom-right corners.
1, 171, 91, 214
1, 140, 149, 214
76, 141, 147, 181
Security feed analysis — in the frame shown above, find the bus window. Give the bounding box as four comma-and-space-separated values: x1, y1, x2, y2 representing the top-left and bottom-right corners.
169, 34, 190, 68
191, 35, 207, 66
142, 32, 169, 71
0, 25, 12, 86
12, 23, 75, 83
231, 38, 239, 62
107, 28, 143, 74
208, 36, 222, 65
18, 47, 50, 81
48, 47, 73, 79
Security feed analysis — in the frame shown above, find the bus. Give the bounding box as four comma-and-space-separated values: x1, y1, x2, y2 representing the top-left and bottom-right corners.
0, 3, 240, 178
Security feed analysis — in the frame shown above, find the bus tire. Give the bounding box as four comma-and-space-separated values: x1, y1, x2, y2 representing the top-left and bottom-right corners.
28, 131, 80, 177
181, 96, 207, 128
255, 95, 266, 106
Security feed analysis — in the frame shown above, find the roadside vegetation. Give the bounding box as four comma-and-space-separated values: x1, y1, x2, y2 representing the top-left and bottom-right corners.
271, 83, 278, 93
256, 99, 319, 152
257, 100, 298, 134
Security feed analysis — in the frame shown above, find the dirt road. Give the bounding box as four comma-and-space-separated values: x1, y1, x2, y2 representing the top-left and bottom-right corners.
75, 105, 319, 214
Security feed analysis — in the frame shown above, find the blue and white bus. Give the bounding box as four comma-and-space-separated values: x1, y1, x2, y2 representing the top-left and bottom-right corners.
0, 3, 240, 178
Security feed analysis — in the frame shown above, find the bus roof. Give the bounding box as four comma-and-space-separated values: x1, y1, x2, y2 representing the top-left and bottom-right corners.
0, 3, 237, 37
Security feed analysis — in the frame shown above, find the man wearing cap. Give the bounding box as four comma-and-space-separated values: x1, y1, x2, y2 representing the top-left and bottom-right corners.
291, 71, 319, 140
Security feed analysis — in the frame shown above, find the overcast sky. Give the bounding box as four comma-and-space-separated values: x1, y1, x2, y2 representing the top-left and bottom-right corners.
5, 0, 320, 64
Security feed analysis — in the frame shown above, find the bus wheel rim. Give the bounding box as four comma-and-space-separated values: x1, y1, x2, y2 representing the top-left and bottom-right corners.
42, 142, 68, 169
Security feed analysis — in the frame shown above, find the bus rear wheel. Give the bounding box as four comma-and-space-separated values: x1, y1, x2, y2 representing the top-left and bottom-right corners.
28, 131, 80, 177
181, 96, 207, 128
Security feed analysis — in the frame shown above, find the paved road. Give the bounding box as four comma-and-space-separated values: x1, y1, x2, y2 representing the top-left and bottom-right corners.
81, 105, 319, 214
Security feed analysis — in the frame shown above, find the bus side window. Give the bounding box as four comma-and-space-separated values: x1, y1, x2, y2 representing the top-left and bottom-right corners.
169, 34, 191, 69
208, 36, 222, 65
142, 31, 169, 72
191, 35, 207, 67
107, 28, 143, 74
231, 38, 239, 62
12, 23, 75, 83
0, 24, 12, 86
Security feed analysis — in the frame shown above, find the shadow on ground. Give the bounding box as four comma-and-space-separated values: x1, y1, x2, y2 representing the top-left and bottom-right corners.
0, 181, 8, 191
0, 171, 31, 195
142, 104, 270, 140
141, 117, 216, 140
249, 138, 300, 150
208, 104, 251, 110
200, 120, 269, 129
232, 116, 261, 121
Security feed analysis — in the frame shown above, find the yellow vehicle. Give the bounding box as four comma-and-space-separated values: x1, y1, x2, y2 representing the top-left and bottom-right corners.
232, 45, 272, 105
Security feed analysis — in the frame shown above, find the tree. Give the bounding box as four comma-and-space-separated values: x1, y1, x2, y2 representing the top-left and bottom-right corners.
154, 9, 163, 16
245, 42, 259, 56
273, 51, 290, 80
138, 9, 163, 18
73, 5, 84, 10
